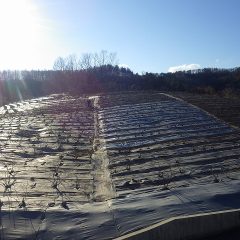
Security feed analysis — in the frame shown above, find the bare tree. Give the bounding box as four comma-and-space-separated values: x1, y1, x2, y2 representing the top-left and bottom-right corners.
79, 53, 93, 70
93, 52, 102, 67
53, 50, 119, 71
65, 54, 78, 71
109, 52, 118, 66
53, 57, 66, 71
92, 50, 118, 67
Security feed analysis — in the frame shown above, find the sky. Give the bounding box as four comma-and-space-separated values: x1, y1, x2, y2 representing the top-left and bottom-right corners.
0, 0, 239, 73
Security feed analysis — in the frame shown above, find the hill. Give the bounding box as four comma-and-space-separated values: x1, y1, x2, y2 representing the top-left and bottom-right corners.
0, 92, 240, 239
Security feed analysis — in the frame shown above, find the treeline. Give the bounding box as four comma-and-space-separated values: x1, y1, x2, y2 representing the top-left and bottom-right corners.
53, 50, 118, 71
0, 65, 134, 105
0, 54, 240, 106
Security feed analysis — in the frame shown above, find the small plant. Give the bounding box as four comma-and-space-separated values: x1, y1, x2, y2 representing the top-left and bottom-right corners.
1, 165, 16, 193
211, 165, 220, 183
32, 144, 36, 154
61, 201, 69, 210
213, 175, 220, 183
126, 159, 131, 171
57, 143, 63, 151
48, 202, 55, 207
18, 198, 26, 208
158, 168, 172, 191
0, 200, 3, 210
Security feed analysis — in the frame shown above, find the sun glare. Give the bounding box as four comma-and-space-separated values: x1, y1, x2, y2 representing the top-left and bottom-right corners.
0, 0, 43, 69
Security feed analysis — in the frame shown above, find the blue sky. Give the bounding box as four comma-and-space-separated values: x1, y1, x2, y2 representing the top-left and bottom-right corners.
0, 0, 239, 73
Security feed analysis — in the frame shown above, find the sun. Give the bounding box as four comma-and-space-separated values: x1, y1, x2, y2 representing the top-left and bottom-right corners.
0, 0, 43, 69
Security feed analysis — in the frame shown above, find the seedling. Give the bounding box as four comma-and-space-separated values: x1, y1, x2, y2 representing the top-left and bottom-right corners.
18, 198, 26, 208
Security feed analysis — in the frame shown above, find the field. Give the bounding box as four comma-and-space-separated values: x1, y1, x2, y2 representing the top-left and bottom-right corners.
172, 92, 240, 128
0, 92, 240, 239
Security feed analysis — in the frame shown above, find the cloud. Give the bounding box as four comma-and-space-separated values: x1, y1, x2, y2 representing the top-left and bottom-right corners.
118, 64, 130, 69
168, 64, 201, 73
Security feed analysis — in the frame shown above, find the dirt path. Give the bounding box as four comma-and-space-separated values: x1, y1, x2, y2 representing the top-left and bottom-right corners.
91, 96, 116, 201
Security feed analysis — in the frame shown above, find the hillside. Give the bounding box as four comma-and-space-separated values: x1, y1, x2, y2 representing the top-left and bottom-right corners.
0, 92, 240, 239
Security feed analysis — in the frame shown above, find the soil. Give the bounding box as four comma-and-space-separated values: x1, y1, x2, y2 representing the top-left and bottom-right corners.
171, 92, 240, 128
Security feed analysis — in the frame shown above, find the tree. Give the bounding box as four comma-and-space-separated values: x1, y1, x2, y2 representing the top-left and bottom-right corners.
93, 50, 107, 67
53, 57, 66, 71
109, 52, 118, 66
53, 50, 119, 71
65, 54, 78, 71
79, 53, 93, 70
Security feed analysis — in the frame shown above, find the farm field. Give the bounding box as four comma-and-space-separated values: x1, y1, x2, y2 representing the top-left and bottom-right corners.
99, 92, 240, 192
0, 92, 240, 239
172, 92, 240, 128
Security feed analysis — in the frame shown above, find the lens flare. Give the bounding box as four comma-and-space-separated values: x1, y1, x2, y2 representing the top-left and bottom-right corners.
0, 0, 43, 69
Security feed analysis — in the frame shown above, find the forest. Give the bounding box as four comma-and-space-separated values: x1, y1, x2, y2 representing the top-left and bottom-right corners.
0, 51, 240, 106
